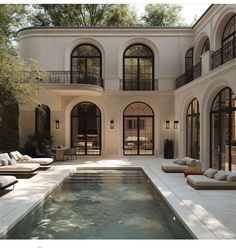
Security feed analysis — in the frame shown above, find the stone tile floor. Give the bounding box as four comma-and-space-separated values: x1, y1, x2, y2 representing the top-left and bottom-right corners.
0, 157, 236, 239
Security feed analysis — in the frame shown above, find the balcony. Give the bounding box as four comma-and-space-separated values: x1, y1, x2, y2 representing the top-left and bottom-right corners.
39, 71, 103, 88
211, 39, 236, 70
120, 79, 158, 91
176, 62, 201, 89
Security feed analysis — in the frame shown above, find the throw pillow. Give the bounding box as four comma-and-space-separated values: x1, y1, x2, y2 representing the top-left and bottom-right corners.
186, 159, 197, 167
22, 155, 32, 160
213, 170, 228, 181
227, 172, 236, 182
9, 158, 17, 165
203, 168, 218, 178
0, 159, 8, 166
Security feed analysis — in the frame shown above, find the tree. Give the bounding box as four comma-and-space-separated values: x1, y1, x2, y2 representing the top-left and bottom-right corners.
0, 4, 28, 47
141, 4, 183, 26
29, 4, 138, 27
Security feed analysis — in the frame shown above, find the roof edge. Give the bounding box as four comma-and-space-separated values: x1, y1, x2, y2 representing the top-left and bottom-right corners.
192, 4, 214, 28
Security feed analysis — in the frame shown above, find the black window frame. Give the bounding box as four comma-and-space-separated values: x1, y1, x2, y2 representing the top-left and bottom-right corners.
71, 43, 102, 85
123, 44, 154, 91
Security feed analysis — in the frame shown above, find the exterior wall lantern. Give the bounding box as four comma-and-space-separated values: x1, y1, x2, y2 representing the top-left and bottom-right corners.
174, 120, 179, 129
56, 120, 60, 129
110, 120, 114, 129
166, 120, 170, 129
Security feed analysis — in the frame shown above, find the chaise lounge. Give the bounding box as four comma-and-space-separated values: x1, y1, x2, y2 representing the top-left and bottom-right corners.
0, 153, 40, 177
10, 151, 53, 167
161, 157, 201, 173
187, 169, 236, 190
0, 176, 18, 190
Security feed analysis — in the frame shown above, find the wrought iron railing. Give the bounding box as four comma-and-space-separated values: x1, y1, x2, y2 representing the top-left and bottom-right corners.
38, 71, 104, 88
176, 62, 201, 89
211, 39, 236, 70
120, 79, 158, 91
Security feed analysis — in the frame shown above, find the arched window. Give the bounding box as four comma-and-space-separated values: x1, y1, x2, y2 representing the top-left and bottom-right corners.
222, 14, 236, 63
123, 102, 154, 155
186, 98, 200, 159
222, 14, 236, 46
71, 102, 101, 155
185, 47, 194, 82
201, 38, 210, 55
35, 104, 50, 135
71, 44, 102, 86
210, 87, 236, 172
123, 44, 154, 91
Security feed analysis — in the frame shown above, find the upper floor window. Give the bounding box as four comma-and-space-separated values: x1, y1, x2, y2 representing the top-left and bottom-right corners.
185, 47, 193, 72
201, 38, 210, 55
123, 44, 154, 91
71, 44, 102, 86
222, 14, 236, 46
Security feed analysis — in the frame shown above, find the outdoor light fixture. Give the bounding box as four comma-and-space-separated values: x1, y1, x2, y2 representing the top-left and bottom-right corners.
56, 120, 60, 129
174, 120, 179, 129
110, 120, 114, 129
166, 120, 170, 129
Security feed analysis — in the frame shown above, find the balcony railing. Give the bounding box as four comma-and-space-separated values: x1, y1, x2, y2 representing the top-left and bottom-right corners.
211, 39, 236, 70
176, 62, 201, 89
38, 71, 104, 88
120, 79, 158, 91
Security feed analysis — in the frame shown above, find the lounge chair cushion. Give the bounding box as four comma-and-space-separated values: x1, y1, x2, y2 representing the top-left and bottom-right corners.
186, 159, 197, 167
203, 168, 218, 178
161, 164, 189, 173
9, 158, 17, 165
187, 175, 236, 189
213, 170, 228, 181
18, 157, 53, 165
10, 151, 23, 161
227, 172, 236, 182
0, 163, 40, 172
0, 176, 17, 188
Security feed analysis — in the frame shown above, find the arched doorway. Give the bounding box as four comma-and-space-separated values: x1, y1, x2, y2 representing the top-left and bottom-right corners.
123, 102, 154, 155
210, 87, 236, 172
71, 102, 101, 155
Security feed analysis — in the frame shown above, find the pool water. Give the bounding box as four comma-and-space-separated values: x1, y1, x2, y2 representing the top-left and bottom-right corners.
4, 169, 193, 239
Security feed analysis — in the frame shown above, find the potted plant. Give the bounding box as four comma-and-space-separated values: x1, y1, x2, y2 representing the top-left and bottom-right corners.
164, 139, 174, 159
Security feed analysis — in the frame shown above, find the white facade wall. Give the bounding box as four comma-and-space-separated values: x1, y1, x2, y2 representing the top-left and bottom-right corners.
17, 4, 236, 161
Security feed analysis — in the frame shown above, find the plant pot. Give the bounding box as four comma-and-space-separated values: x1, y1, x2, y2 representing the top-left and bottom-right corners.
164, 146, 174, 159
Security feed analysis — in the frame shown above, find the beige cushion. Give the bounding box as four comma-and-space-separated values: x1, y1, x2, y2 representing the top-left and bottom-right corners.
213, 170, 228, 181
161, 164, 189, 172
0, 176, 17, 188
10, 151, 20, 161
196, 160, 201, 167
0, 163, 40, 172
17, 157, 53, 165
203, 168, 218, 178
227, 172, 236, 182
9, 158, 17, 165
187, 175, 236, 187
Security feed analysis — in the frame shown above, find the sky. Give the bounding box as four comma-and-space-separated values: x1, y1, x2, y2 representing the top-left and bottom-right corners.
0, 0, 233, 25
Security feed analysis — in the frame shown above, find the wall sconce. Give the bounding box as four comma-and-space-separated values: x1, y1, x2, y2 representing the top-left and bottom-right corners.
56, 120, 60, 129
110, 120, 114, 129
166, 120, 170, 129
174, 120, 179, 129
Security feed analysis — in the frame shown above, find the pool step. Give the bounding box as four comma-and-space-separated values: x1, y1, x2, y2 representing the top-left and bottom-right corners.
67, 170, 150, 184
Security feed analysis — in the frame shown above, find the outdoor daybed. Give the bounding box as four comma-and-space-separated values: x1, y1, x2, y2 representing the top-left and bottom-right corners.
0, 153, 40, 176
10, 151, 53, 166
0, 176, 18, 190
187, 169, 236, 190
161, 157, 201, 173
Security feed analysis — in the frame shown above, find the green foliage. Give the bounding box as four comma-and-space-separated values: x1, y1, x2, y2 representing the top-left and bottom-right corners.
24, 132, 53, 157
30, 4, 138, 27
141, 4, 183, 26
0, 49, 44, 106
164, 138, 174, 147
0, 4, 28, 48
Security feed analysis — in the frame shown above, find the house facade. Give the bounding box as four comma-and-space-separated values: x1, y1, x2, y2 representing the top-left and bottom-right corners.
17, 4, 236, 172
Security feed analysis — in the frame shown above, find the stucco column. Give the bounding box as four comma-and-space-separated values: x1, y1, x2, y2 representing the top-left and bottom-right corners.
201, 51, 212, 76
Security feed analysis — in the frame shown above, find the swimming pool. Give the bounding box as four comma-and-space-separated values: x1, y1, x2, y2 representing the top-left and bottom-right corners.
3, 169, 193, 239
